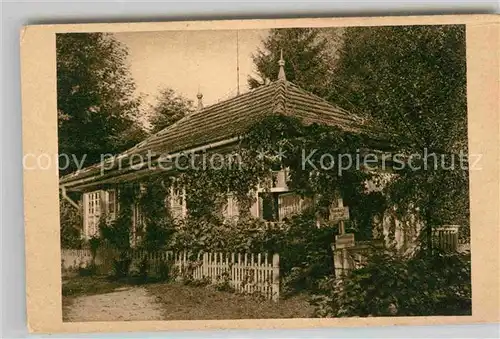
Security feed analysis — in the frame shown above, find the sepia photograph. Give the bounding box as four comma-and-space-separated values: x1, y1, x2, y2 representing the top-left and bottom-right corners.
54, 23, 474, 322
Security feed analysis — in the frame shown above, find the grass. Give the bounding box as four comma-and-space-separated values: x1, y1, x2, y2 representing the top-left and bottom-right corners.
62, 275, 127, 297
62, 275, 315, 320
146, 282, 315, 320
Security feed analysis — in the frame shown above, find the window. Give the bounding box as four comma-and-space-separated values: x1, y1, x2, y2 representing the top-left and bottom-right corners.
107, 190, 116, 216
259, 192, 304, 222
85, 191, 102, 238
278, 193, 302, 220
259, 193, 279, 221
271, 169, 287, 188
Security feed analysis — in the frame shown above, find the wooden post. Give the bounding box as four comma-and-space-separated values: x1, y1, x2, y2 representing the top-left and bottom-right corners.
337, 194, 345, 235
237, 253, 242, 291
257, 253, 262, 293
208, 252, 212, 282
245, 253, 249, 293
230, 253, 235, 287
272, 253, 280, 302
82, 193, 89, 240
250, 253, 255, 293
219, 252, 223, 278
265, 253, 270, 299
203, 252, 207, 278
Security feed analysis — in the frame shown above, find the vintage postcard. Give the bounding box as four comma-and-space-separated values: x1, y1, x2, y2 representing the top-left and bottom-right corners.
21, 15, 499, 333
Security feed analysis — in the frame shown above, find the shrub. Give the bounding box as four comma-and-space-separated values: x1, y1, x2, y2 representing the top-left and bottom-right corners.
191, 276, 211, 287
214, 270, 234, 292
157, 260, 176, 282
275, 212, 336, 295
179, 261, 202, 285
60, 199, 83, 249
136, 256, 149, 284
168, 211, 336, 294
111, 253, 132, 279
311, 249, 471, 317
77, 263, 97, 277
98, 210, 133, 279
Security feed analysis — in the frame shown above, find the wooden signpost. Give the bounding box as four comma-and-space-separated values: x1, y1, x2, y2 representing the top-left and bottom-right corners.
335, 233, 355, 249
319, 194, 356, 278
329, 197, 349, 235
329, 206, 350, 222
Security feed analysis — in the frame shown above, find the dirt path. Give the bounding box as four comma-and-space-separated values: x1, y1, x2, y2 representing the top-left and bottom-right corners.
65, 286, 163, 322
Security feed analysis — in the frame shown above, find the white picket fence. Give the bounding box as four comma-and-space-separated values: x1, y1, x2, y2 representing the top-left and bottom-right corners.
62, 249, 280, 301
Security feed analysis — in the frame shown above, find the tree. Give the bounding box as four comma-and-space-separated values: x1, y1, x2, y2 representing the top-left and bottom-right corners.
329, 25, 469, 248
329, 25, 467, 152
57, 33, 147, 175
148, 87, 194, 133
248, 28, 335, 96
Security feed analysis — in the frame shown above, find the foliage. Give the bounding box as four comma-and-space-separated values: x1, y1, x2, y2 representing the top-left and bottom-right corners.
59, 199, 83, 249
148, 87, 194, 133
77, 263, 98, 277
328, 25, 469, 249
311, 249, 471, 317
98, 114, 372, 291
137, 176, 176, 252
249, 28, 333, 96
169, 211, 336, 294
62, 26, 470, 317
100, 212, 132, 253
111, 253, 132, 279
94, 178, 177, 279
157, 260, 177, 282
214, 270, 235, 292
62, 276, 126, 297
170, 216, 270, 253
241, 115, 371, 224
275, 212, 336, 295
251, 25, 469, 248
57, 33, 147, 174
98, 186, 135, 278
344, 191, 386, 241
330, 25, 467, 153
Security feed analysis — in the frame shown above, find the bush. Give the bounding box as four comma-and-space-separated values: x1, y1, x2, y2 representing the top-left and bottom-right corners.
191, 275, 211, 287
168, 211, 336, 295
275, 212, 336, 295
135, 256, 149, 284
158, 260, 176, 282
60, 199, 83, 249
98, 210, 133, 279
111, 253, 132, 279
214, 270, 234, 292
311, 249, 471, 317
78, 263, 97, 277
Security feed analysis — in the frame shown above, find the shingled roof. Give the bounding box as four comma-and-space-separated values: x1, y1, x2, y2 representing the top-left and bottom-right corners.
60, 77, 377, 190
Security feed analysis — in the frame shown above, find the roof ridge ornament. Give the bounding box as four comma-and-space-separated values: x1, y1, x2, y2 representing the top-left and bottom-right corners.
277, 49, 286, 81
197, 87, 203, 110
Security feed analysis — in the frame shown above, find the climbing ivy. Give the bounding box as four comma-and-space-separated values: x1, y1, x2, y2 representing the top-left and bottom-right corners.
91, 115, 378, 286
98, 115, 377, 253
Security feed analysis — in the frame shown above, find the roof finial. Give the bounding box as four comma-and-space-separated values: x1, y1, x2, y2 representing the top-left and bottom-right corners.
278, 48, 286, 81
196, 87, 203, 110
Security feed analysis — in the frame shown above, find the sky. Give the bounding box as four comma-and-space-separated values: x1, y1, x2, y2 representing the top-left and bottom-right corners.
114, 29, 269, 108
